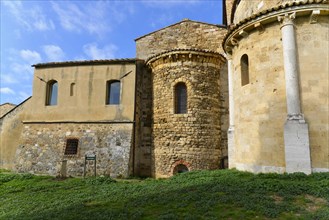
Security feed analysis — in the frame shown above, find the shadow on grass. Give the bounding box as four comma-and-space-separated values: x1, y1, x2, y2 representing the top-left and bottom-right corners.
3, 170, 329, 220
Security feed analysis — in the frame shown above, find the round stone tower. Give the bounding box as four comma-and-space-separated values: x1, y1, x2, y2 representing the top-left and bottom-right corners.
224, 0, 329, 173
146, 49, 226, 178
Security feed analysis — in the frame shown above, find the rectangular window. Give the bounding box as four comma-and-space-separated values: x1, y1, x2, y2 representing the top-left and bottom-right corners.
64, 139, 78, 155
106, 81, 120, 105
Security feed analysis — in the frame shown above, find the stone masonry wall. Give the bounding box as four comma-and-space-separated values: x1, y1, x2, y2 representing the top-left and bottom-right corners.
16, 123, 133, 177
136, 20, 227, 60
228, 14, 329, 173
148, 51, 225, 178
134, 61, 153, 177
0, 103, 16, 118
219, 61, 229, 167
231, 21, 287, 173
0, 98, 31, 170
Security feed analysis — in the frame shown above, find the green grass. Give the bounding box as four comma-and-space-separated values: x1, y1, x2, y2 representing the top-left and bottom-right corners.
0, 169, 328, 220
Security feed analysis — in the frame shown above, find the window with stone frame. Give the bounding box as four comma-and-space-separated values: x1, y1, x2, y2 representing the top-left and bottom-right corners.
174, 82, 187, 114
240, 54, 250, 86
64, 139, 79, 155
106, 80, 120, 105
46, 80, 58, 106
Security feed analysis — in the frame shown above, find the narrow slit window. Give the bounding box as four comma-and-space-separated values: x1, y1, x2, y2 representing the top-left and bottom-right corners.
46, 80, 58, 106
70, 83, 75, 96
64, 139, 78, 155
241, 54, 250, 86
106, 80, 120, 105
175, 82, 187, 114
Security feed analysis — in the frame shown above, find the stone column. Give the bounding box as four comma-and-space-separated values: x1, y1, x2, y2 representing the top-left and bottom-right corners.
227, 54, 235, 168
278, 13, 311, 174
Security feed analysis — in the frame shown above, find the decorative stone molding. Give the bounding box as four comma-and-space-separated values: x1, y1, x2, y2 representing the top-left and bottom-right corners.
239, 30, 248, 37
310, 9, 321, 23
146, 49, 225, 70
287, 113, 305, 123
223, 3, 329, 53
254, 22, 265, 33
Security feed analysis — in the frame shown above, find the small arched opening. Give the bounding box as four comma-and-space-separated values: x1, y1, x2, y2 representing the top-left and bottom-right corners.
173, 164, 189, 175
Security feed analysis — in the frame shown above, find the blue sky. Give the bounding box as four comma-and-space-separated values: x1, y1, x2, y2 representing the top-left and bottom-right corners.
0, 0, 224, 105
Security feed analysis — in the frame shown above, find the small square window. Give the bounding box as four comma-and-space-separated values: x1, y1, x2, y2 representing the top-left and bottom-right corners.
64, 139, 78, 155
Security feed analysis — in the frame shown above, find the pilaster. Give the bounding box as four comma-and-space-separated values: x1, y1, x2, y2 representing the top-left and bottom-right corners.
227, 54, 235, 168
278, 13, 311, 174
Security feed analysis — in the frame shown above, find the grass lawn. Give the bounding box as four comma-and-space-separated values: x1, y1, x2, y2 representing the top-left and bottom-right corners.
0, 169, 328, 220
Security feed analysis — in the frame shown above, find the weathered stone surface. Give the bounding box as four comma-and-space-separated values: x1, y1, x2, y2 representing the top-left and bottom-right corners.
147, 51, 227, 178
0, 103, 16, 118
224, 2, 329, 173
136, 19, 227, 60
15, 123, 133, 177
0, 98, 31, 170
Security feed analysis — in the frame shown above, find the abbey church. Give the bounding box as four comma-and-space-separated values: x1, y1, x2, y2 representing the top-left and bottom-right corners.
1, 0, 328, 178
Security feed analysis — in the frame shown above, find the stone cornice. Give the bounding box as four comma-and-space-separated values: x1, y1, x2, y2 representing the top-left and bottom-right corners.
146, 49, 226, 69
223, 1, 329, 53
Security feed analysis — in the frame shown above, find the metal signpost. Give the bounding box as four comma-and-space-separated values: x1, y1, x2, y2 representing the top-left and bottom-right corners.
83, 154, 96, 177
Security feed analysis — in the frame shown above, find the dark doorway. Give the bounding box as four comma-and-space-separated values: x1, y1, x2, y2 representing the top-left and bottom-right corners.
173, 164, 189, 174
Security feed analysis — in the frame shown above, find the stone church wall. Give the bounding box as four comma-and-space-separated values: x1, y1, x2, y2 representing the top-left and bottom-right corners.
228, 10, 329, 172
230, 21, 286, 172
296, 15, 329, 171
136, 20, 227, 60
0, 98, 31, 170
134, 61, 153, 177
0, 103, 16, 118
147, 51, 226, 177
16, 123, 133, 177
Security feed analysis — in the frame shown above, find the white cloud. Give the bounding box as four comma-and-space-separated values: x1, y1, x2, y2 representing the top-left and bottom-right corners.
51, 1, 134, 36
20, 50, 42, 64
11, 63, 34, 75
1, 74, 19, 84
0, 87, 15, 95
52, 2, 108, 35
83, 43, 118, 60
3, 1, 55, 31
43, 45, 65, 61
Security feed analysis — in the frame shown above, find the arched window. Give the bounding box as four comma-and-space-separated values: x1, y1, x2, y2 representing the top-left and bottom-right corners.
175, 82, 187, 114
106, 80, 120, 105
46, 80, 58, 106
241, 54, 249, 86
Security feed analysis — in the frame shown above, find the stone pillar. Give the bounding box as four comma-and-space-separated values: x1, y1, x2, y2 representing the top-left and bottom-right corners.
227, 55, 235, 168
278, 13, 311, 174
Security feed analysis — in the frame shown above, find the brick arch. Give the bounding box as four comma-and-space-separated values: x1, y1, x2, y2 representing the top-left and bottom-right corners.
170, 159, 191, 176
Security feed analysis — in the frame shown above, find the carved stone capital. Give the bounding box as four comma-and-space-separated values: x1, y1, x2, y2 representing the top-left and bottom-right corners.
287, 113, 305, 123
226, 53, 233, 60
278, 12, 296, 28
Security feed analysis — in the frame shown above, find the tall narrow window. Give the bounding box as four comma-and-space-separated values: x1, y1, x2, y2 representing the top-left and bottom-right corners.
175, 82, 187, 114
46, 80, 58, 106
70, 83, 75, 96
106, 80, 120, 105
241, 54, 249, 86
